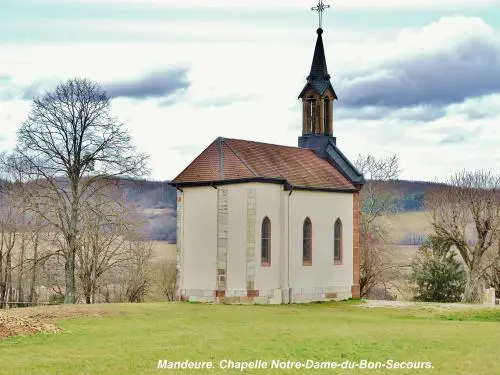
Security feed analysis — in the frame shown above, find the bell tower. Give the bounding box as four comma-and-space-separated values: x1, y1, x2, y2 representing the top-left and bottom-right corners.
298, 1, 338, 154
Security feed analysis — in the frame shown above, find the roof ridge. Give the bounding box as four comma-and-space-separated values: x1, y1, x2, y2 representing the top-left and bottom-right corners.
223, 139, 258, 177
224, 137, 313, 151
170, 137, 359, 191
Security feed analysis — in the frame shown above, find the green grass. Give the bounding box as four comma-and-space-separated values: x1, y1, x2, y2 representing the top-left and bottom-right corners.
1, 301, 499, 375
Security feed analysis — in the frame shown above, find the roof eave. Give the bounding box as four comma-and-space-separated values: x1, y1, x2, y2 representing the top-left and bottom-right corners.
285, 184, 358, 193
169, 176, 287, 188
298, 82, 338, 99
324, 139, 365, 186
169, 177, 359, 192
298, 82, 313, 99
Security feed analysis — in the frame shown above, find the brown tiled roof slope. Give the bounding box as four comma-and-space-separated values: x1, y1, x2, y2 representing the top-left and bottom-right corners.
171, 137, 357, 191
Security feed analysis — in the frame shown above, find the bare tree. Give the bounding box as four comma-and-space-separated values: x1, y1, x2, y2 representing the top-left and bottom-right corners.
354, 154, 401, 298
0, 154, 24, 307
426, 170, 500, 303
27, 210, 46, 305
15, 189, 29, 307
0, 190, 20, 308
77, 189, 136, 304
121, 237, 153, 303
154, 259, 178, 301
0, 154, 50, 307
11, 78, 148, 303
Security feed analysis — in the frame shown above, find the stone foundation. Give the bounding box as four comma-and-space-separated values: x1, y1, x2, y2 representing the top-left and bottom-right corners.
181, 286, 350, 304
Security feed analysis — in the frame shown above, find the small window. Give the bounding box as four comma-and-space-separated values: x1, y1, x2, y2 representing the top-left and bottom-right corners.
303, 217, 312, 265
334, 218, 342, 264
261, 217, 271, 266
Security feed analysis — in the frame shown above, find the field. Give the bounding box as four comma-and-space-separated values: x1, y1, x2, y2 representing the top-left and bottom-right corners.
378, 211, 433, 243
151, 241, 176, 260
1, 301, 499, 375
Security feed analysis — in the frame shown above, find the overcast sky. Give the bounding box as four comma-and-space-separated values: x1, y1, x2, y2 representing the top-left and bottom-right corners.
1, 0, 499, 182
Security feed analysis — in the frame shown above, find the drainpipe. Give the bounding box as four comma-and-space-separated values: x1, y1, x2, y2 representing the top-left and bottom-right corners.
279, 189, 284, 303
176, 187, 184, 301
287, 188, 293, 304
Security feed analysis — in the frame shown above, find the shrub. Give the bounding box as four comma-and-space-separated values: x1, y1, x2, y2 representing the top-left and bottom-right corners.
48, 293, 65, 305
154, 259, 178, 301
410, 235, 466, 303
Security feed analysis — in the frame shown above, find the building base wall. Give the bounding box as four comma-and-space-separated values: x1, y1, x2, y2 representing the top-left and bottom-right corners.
180, 286, 352, 305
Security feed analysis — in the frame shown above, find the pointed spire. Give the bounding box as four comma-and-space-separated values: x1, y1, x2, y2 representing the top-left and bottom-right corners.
308, 28, 330, 82
298, 28, 337, 99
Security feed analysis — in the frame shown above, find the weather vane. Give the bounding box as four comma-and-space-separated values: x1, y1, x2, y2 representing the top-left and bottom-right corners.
311, 0, 331, 29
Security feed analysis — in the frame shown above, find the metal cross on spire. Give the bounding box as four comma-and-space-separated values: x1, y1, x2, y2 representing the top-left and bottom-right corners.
311, 0, 331, 29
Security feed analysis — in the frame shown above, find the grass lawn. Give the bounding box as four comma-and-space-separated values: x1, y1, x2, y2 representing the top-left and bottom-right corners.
0, 301, 499, 375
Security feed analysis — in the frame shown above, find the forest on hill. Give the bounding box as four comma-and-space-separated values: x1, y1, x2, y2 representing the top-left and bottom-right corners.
122, 179, 442, 243
0, 177, 441, 244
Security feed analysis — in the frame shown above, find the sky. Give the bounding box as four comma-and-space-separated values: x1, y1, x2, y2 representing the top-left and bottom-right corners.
1, 0, 500, 182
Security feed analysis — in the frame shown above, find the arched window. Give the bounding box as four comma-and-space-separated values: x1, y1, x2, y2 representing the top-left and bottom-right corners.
303, 217, 312, 265
334, 218, 342, 264
261, 217, 271, 266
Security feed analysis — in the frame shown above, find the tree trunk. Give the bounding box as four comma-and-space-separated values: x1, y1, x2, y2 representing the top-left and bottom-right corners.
65, 184, 79, 304
463, 260, 483, 303
29, 234, 38, 305
0, 249, 4, 309
17, 233, 25, 306
64, 178, 80, 304
64, 242, 76, 304
5, 249, 12, 308
91, 281, 97, 304
82, 279, 92, 304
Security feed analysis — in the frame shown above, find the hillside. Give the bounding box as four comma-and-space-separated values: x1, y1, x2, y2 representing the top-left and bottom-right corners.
2, 178, 442, 244
117, 178, 443, 244
386, 180, 447, 212
116, 179, 177, 242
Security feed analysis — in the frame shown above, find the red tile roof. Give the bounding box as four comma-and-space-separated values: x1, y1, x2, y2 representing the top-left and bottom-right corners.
171, 137, 357, 191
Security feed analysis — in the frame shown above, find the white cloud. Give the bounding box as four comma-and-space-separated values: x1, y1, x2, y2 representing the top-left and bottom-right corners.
59, 0, 496, 9
1, 14, 500, 181
447, 94, 500, 119
0, 100, 30, 149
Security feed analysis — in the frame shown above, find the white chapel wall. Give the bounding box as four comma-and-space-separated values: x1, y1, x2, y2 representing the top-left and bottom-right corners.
179, 183, 355, 303
224, 183, 282, 296
288, 190, 354, 301
250, 183, 282, 294
181, 186, 218, 296
180, 183, 283, 301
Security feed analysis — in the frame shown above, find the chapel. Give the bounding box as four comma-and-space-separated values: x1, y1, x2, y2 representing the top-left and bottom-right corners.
170, 11, 364, 304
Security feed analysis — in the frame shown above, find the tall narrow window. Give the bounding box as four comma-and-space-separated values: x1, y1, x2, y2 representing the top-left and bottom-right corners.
261, 217, 271, 266
308, 99, 316, 133
324, 98, 330, 135
334, 218, 342, 264
303, 217, 312, 265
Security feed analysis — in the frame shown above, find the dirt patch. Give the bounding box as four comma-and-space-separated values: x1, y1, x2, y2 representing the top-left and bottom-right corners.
4, 304, 110, 322
0, 313, 61, 339
0, 304, 111, 339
